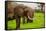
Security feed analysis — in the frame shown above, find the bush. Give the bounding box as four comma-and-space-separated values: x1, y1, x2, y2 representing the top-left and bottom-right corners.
35, 9, 42, 13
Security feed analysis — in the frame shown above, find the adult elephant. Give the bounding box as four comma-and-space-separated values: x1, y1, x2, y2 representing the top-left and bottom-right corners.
7, 2, 34, 29
14, 5, 34, 29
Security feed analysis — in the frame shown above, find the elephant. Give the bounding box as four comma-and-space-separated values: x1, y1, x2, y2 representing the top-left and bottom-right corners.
7, 2, 34, 29
14, 5, 34, 29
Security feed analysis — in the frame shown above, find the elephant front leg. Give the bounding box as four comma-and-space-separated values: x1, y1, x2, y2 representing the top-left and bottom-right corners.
15, 16, 20, 30
23, 16, 25, 24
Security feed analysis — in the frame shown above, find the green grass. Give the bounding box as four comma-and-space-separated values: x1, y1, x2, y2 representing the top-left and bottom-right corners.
7, 12, 45, 29
8, 20, 16, 29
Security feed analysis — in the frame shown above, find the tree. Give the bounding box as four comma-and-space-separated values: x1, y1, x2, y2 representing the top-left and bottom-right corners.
40, 3, 45, 12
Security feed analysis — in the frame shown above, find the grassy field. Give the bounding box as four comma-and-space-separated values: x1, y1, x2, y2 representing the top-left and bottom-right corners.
7, 12, 45, 29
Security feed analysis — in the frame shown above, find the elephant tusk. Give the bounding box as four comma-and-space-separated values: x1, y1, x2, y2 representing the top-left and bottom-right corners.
28, 16, 33, 20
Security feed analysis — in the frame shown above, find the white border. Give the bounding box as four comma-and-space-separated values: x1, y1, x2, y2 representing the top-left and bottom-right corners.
0, 0, 45, 31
